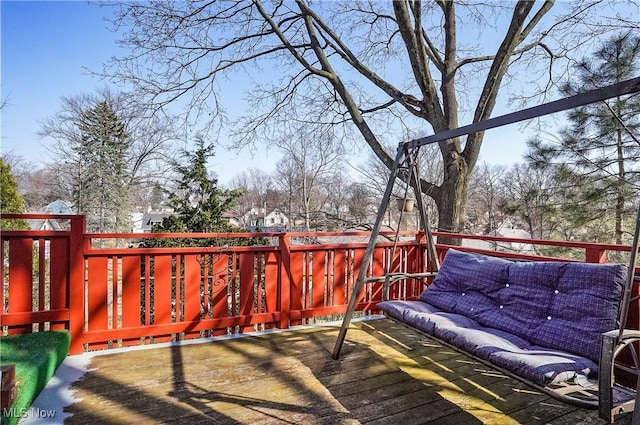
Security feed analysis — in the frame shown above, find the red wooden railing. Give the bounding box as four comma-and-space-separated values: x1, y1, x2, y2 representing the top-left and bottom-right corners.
1, 214, 636, 355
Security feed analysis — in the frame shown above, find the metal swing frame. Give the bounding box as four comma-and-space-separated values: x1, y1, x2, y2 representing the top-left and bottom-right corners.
600, 202, 640, 423
331, 77, 640, 421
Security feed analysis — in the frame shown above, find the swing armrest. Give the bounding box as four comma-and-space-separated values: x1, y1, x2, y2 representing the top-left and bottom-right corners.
377, 272, 437, 301
599, 329, 640, 422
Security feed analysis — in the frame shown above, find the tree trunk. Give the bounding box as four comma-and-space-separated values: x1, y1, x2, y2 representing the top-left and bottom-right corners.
434, 150, 470, 244
616, 127, 625, 245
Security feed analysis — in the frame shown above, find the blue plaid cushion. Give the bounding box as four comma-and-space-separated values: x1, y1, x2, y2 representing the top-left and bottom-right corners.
421, 249, 510, 312
529, 262, 625, 362
421, 311, 481, 344
376, 300, 424, 321
422, 311, 481, 332
478, 261, 563, 341
435, 325, 531, 360
378, 299, 597, 384
382, 249, 626, 368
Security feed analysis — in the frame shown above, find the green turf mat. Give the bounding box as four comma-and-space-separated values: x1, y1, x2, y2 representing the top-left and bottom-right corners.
0, 331, 70, 425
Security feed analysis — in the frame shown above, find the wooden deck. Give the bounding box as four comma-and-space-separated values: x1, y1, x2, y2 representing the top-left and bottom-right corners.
63, 318, 628, 424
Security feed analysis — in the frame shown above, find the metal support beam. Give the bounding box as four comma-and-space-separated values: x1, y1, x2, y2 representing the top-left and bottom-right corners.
619, 203, 640, 342
406, 147, 439, 272
332, 145, 406, 359
406, 77, 640, 149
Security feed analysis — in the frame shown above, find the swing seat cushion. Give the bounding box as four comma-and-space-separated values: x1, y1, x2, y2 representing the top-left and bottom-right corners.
378, 249, 627, 384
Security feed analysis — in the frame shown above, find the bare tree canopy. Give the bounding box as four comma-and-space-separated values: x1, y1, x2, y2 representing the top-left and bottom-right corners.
103, 0, 638, 233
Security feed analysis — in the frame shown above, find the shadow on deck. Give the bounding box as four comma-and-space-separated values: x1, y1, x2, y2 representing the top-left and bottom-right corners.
61, 318, 625, 424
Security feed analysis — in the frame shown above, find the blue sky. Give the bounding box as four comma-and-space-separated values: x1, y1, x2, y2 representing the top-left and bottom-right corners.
2, 1, 119, 161
1, 1, 280, 184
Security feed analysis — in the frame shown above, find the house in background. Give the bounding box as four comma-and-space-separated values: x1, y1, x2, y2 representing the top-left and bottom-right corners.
264, 209, 288, 229
223, 210, 243, 228
242, 207, 289, 231
27, 199, 74, 231
242, 207, 265, 229
131, 212, 144, 233
136, 212, 174, 233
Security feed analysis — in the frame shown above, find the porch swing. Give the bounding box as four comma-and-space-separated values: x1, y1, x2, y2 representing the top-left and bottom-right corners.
332, 77, 640, 423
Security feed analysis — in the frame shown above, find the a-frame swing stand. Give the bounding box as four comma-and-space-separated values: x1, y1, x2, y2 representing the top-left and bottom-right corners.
332, 76, 640, 361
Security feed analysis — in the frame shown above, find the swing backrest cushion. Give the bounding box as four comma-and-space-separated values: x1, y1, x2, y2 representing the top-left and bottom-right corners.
421, 249, 627, 362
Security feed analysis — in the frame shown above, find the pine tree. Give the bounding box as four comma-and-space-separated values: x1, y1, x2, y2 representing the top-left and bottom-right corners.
76, 100, 131, 234
146, 137, 255, 247
527, 32, 640, 244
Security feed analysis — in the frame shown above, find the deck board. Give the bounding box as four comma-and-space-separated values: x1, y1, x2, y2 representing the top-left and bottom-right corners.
63, 318, 629, 424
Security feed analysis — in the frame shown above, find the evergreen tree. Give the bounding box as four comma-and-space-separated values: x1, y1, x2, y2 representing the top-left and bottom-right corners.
146, 137, 258, 247
77, 101, 130, 232
52, 100, 131, 232
527, 32, 640, 244
0, 159, 29, 230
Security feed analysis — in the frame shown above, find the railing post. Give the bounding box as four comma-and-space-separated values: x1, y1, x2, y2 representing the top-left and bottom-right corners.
585, 246, 607, 263
68, 215, 86, 354
7, 236, 33, 334
279, 233, 291, 329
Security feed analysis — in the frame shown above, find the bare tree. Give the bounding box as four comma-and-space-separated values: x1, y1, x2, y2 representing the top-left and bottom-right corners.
272, 124, 343, 229
1, 152, 29, 183
499, 163, 563, 241
318, 170, 352, 230
344, 182, 375, 226
273, 156, 301, 228
103, 1, 636, 235
467, 163, 508, 234
1, 153, 52, 211
229, 168, 273, 208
